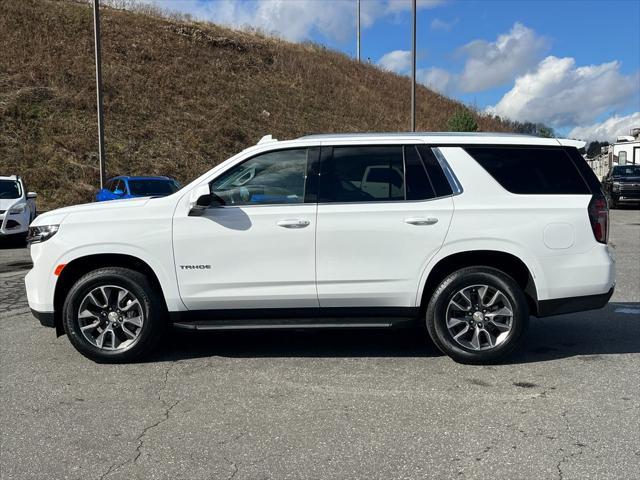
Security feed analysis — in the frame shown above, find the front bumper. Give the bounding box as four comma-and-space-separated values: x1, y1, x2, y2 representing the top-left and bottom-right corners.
0, 211, 30, 235
536, 287, 614, 317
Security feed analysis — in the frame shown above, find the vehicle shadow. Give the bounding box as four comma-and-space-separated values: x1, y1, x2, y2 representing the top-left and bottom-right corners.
0, 236, 27, 250
147, 303, 640, 364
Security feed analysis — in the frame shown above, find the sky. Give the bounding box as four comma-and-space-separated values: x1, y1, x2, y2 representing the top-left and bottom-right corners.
134, 0, 640, 141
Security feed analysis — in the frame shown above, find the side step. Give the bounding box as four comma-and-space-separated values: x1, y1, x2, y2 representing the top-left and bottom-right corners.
170, 308, 421, 331
173, 318, 410, 331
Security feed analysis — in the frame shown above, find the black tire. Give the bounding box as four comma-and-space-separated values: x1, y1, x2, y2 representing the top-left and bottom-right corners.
609, 195, 618, 209
425, 267, 529, 364
62, 267, 167, 363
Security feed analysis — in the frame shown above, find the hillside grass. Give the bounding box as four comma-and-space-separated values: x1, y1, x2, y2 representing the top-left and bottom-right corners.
0, 0, 512, 210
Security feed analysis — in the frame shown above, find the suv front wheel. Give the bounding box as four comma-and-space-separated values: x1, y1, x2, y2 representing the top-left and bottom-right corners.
62, 267, 166, 362
426, 267, 529, 364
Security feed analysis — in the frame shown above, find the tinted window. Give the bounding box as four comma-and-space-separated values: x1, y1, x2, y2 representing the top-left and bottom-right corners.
416, 145, 453, 197
612, 165, 640, 177
319, 146, 404, 202
404, 146, 436, 200
465, 147, 590, 195
211, 148, 308, 205
0, 180, 21, 199
128, 179, 179, 196
564, 147, 602, 193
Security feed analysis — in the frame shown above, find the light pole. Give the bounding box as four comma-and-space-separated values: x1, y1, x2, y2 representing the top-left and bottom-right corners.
356, 0, 361, 62
93, 0, 106, 188
410, 0, 416, 132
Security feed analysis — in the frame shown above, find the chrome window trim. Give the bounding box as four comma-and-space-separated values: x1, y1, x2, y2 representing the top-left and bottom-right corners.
431, 147, 463, 195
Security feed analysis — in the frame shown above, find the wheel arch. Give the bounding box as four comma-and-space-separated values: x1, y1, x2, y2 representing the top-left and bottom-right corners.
418, 250, 540, 315
52, 253, 168, 336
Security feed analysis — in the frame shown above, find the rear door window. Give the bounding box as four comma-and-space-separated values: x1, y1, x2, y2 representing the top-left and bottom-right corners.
318, 145, 457, 203
464, 147, 590, 194
319, 146, 405, 202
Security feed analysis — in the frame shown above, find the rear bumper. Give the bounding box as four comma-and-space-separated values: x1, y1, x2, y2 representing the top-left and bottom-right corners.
31, 309, 55, 328
536, 287, 614, 317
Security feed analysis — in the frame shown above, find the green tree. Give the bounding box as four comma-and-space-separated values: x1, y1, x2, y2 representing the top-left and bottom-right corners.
587, 141, 602, 158
447, 109, 478, 132
537, 125, 555, 138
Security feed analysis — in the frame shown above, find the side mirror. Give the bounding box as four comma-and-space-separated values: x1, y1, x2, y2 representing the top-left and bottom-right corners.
188, 184, 224, 216
27, 192, 37, 199
113, 189, 124, 196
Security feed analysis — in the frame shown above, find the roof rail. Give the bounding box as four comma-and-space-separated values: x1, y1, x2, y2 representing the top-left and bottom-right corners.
257, 134, 278, 145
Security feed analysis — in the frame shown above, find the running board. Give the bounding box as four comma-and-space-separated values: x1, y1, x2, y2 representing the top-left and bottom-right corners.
173, 320, 396, 331
169, 307, 420, 331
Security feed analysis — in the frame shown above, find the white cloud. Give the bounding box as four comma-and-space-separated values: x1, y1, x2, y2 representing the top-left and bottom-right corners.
417, 67, 456, 94
376, 22, 546, 95
430, 17, 457, 31
136, 0, 444, 43
487, 56, 639, 127
378, 50, 412, 73
458, 23, 548, 92
569, 112, 640, 142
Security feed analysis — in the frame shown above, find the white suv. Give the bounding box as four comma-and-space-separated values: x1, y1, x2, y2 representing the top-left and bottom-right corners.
1, 175, 37, 239
25, 133, 615, 364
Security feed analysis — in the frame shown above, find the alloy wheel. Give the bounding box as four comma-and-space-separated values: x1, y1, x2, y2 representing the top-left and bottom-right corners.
77, 285, 145, 352
445, 284, 514, 351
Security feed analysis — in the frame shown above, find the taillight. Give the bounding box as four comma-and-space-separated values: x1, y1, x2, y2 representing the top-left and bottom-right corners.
588, 195, 608, 244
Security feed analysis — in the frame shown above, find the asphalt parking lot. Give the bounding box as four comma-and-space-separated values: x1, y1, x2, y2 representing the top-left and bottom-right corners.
1, 209, 638, 480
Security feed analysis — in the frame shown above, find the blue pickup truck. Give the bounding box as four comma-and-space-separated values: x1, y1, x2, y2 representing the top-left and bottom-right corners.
96, 176, 181, 202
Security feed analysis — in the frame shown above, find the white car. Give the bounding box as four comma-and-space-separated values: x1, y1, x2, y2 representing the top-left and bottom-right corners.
0, 175, 37, 239
25, 133, 615, 364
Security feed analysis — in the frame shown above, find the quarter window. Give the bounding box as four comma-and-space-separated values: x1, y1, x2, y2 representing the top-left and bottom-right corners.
211, 148, 308, 205
464, 147, 590, 195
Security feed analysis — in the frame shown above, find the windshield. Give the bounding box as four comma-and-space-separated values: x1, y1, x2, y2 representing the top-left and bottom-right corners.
0, 180, 21, 199
128, 179, 180, 196
612, 165, 640, 177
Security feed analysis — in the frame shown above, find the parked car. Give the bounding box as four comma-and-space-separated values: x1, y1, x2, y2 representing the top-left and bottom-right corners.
0, 175, 37, 240
96, 176, 180, 202
26, 133, 614, 364
601, 164, 640, 208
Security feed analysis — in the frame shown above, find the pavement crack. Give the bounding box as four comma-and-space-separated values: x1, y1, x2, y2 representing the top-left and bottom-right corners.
133, 398, 181, 464
97, 363, 182, 479
556, 410, 587, 480
224, 457, 239, 480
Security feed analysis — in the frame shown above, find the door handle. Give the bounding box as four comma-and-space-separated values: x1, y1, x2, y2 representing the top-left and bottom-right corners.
405, 217, 438, 226
277, 219, 310, 229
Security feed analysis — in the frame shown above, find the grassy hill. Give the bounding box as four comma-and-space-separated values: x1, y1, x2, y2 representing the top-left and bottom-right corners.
0, 0, 512, 210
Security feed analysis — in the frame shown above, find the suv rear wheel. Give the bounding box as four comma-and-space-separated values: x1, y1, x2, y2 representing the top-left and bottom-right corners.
62, 267, 166, 363
426, 267, 529, 364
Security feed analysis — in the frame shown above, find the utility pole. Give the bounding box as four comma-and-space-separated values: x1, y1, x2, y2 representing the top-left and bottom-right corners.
93, 0, 106, 188
356, 0, 361, 62
410, 0, 416, 132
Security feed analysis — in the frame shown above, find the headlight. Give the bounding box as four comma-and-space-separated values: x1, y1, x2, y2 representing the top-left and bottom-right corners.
612, 182, 621, 191
26, 225, 59, 244
8, 203, 27, 215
